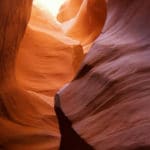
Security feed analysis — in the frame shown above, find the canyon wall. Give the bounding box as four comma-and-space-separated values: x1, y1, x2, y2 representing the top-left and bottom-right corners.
56, 0, 150, 149
58, 0, 106, 47
16, 5, 84, 97
0, 1, 60, 149
0, 0, 150, 150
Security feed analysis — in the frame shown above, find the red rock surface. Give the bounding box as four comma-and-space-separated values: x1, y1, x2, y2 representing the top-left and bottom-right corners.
56, 0, 150, 149
0, 1, 60, 149
0, 0, 150, 149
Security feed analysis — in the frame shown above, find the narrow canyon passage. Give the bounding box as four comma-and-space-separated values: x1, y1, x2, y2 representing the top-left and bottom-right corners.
0, 0, 150, 150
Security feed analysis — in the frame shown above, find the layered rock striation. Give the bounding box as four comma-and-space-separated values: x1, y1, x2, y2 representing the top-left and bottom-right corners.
0, 0, 150, 150
0, 1, 60, 149
56, 0, 150, 149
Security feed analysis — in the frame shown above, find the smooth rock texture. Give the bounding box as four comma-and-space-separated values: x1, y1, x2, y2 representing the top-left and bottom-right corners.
1, 0, 150, 149
57, 0, 83, 22
0, 1, 60, 149
58, 0, 106, 46
56, 0, 150, 149
16, 5, 84, 96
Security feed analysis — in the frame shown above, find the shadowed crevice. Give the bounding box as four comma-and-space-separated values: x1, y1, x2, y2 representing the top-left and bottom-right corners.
55, 94, 94, 150
74, 64, 92, 80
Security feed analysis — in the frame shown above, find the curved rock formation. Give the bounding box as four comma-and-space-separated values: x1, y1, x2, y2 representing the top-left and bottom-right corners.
16, 5, 84, 96
58, 0, 106, 46
0, 1, 60, 149
57, 0, 83, 22
1, 0, 150, 149
55, 0, 150, 149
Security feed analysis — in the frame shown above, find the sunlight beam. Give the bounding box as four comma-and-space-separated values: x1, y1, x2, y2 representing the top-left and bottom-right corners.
33, 0, 66, 17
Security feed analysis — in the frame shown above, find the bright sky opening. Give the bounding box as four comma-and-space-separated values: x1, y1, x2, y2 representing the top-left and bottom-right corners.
33, 0, 66, 17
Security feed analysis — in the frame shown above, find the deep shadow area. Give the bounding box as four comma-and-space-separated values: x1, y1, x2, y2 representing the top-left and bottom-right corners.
55, 94, 94, 150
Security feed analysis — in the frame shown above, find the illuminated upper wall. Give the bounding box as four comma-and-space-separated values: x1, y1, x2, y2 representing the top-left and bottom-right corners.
33, 0, 66, 17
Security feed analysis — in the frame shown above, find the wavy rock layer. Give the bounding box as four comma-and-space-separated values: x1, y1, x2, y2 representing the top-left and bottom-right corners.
58, 0, 106, 46
56, 0, 150, 149
1, 0, 150, 149
0, 1, 60, 149
16, 5, 84, 96
57, 0, 83, 23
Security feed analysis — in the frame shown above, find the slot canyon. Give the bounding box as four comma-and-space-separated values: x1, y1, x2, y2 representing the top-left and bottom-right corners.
0, 0, 150, 150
